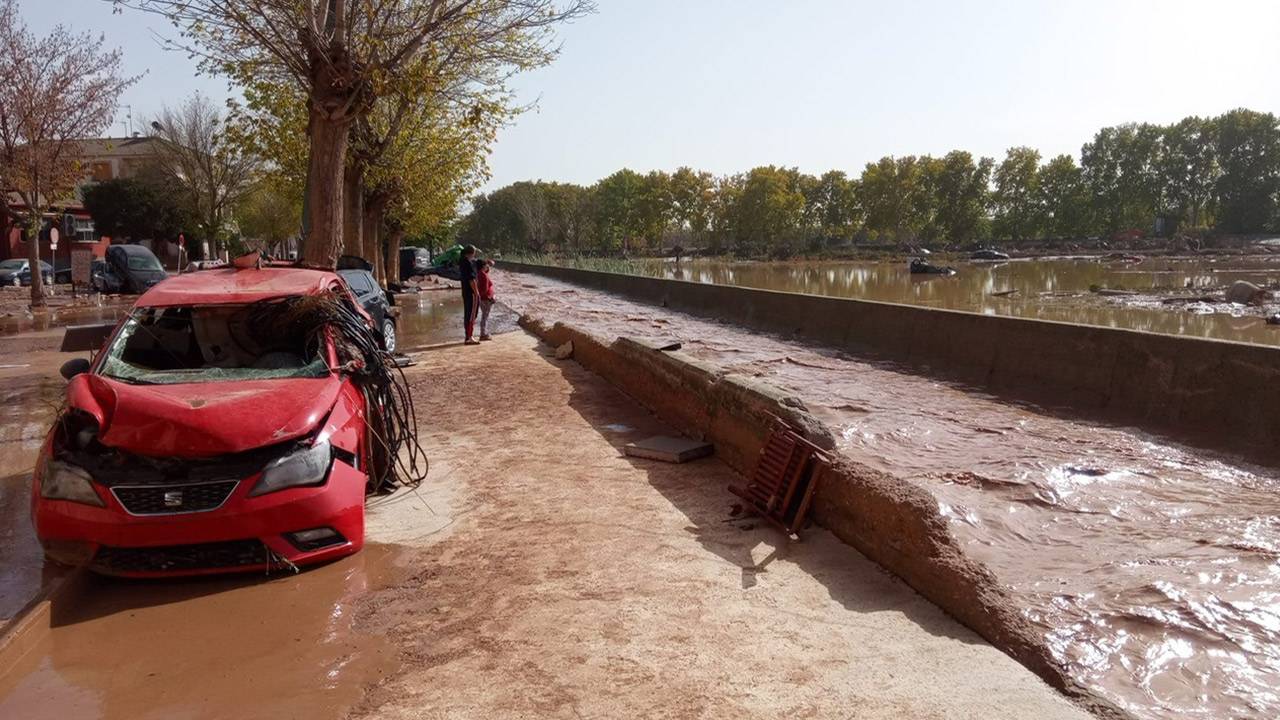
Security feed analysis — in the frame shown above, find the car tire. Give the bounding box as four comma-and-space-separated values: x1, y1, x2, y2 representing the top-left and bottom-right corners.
381, 317, 397, 353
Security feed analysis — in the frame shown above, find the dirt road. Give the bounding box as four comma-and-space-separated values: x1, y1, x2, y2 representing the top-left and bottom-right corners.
351, 332, 1091, 719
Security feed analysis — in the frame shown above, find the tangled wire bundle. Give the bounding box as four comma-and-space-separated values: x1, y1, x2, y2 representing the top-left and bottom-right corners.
246, 291, 428, 494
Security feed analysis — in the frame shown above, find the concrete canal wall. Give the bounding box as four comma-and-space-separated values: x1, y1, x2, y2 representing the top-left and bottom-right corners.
519, 317, 1128, 719
503, 261, 1280, 466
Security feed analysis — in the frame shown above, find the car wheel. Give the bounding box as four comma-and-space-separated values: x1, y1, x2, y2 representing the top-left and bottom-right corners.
381, 318, 397, 353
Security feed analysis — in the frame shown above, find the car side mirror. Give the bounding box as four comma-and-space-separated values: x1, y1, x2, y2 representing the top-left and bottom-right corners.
60, 358, 90, 380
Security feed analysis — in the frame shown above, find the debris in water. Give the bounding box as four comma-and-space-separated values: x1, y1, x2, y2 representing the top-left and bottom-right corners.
1090, 286, 1139, 297
1225, 280, 1271, 306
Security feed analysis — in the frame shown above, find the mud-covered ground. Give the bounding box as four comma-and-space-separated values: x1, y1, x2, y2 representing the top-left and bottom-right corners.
0, 328, 1090, 719
348, 332, 1090, 719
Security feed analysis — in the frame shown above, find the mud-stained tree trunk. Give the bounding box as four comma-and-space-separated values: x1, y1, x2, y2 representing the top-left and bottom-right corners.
302, 109, 352, 268
384, 227, 404, 284
363, 192, 389, 284
342, 162, 364, 259
25, 198, 46, 309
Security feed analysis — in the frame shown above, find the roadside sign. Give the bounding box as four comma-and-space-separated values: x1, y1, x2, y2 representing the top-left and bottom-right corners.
71, 248, 93, 285
49, 227, 59, 251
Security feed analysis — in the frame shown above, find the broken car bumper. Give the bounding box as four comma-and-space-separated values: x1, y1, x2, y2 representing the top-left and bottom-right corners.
33, 458, 366, 577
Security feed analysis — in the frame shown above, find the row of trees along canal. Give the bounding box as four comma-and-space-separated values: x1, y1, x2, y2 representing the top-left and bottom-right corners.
462, 109, 1280, 259
0, 0, 593, 308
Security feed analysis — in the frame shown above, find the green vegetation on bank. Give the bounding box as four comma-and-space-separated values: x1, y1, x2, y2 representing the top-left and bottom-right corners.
461, 109, 1280, 258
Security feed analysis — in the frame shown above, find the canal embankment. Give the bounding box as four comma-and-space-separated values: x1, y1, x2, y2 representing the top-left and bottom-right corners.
520, 316, 1128, 718
498, 267, 1280, 720
500, 261, 1280, 467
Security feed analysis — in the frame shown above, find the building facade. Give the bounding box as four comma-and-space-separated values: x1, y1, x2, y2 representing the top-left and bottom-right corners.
1, 136, 165, 267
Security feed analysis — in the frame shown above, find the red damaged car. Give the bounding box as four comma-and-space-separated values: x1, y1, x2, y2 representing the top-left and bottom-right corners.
32, 264, 406, 576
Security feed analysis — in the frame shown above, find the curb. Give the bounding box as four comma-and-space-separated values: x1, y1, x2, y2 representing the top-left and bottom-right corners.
0, 567, 88, 678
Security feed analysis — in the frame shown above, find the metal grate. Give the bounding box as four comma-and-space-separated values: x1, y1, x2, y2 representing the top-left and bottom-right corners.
730, 417, 830, 538
111, 481, 238, 515
92, 539, 269, 574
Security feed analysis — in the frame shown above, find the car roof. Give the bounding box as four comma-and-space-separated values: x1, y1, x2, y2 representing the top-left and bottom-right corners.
136, 266, 342, 308
110, 244, 158, 256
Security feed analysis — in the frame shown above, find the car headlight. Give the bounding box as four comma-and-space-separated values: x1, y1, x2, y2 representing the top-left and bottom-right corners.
40, 459, 106, 507
250, 440, 332, 497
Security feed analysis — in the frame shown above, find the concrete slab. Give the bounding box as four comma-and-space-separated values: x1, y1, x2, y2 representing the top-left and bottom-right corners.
623, 435, 713, 463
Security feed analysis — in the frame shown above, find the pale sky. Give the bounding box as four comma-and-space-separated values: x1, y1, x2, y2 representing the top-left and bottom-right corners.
26, 1, 1280, 191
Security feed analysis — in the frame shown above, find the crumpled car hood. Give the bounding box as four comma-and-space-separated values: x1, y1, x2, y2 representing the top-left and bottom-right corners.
66, 373, 343, 458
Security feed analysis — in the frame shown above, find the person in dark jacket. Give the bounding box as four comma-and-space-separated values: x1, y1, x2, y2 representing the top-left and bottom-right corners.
458, 245, 479, 345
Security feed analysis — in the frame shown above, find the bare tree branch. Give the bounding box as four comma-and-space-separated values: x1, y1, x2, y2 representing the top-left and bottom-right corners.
0, 0, 139, 306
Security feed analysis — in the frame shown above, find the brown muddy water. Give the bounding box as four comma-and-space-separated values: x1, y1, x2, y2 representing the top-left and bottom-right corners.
499, 270, 1280, 720
0, 544, 403, 720
395, 288, 516, 347
628, 255, 1280, 345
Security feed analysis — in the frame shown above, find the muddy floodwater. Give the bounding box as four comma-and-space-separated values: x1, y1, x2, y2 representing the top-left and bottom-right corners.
500, 270, 1280, 720
623, 255, 1280, 345
0, 545, 402, 720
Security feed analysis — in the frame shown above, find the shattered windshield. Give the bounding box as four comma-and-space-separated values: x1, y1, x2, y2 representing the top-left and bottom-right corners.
99, 305, 330, 385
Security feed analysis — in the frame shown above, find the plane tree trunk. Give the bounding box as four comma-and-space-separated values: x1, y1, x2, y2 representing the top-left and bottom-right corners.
342, 162, 364, 259
363, 192, 389, 284
301, 105, 354, 268
385, 227, 404, 285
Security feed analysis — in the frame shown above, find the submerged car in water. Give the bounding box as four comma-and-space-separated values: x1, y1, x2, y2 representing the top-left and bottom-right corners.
908, 257, 956, 276
969, 248, 1011, 261
32, 266, 379, 576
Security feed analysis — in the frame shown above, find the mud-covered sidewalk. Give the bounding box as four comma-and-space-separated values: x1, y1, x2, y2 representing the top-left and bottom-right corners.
352, 332, 1090, 719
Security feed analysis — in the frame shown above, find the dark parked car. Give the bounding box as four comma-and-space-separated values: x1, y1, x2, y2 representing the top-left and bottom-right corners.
399, 247, 432, 281
338, 268, 398, 353
94, 245, 168, 294
0, 258, 53, 286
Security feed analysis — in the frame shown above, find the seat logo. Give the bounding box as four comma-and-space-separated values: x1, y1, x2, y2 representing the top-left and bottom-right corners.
163, 490, 184, 508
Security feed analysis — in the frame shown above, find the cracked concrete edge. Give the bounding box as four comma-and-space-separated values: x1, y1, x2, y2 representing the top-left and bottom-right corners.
518, 312, 1133, 720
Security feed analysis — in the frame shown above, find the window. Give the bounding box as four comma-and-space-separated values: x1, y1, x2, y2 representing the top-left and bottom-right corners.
74, 218, 95, 243
99, 305, 330, 385
125, 253, 163, 271
342, 271, 373, 296
90, 161, 112, 181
